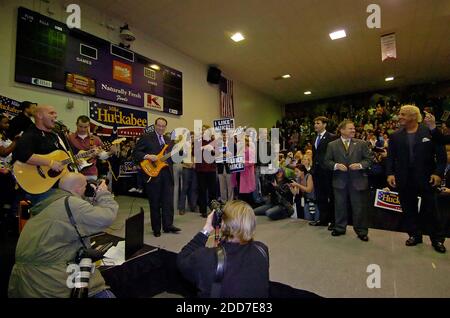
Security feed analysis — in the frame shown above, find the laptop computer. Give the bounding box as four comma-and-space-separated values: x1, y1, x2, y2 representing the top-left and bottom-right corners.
125, 207, 155, 260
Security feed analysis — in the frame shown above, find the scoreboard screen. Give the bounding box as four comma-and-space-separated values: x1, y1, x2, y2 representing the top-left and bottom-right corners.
15, 7, 183, 115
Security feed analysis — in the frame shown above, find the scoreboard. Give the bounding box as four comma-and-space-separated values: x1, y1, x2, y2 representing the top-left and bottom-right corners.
15, 7, 183, 115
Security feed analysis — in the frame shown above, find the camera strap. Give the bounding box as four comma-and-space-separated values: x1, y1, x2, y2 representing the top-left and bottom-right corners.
210, 245, 226, 298
64, 196, 88, 250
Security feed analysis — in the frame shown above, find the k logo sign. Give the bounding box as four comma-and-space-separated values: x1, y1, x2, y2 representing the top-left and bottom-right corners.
66, 4, 81, 29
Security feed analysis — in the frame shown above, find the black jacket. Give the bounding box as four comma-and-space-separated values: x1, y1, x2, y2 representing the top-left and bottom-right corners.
431, 128, 450, 145
386, 125, 447, 191
7, 113, 33, 140
177, 233, 270, 298
312, 131, 337, 173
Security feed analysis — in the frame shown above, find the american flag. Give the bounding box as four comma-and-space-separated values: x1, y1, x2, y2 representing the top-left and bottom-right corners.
220, 76, 234, 118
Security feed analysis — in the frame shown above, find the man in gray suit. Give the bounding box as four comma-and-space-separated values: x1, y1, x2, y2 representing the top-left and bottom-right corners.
324, 120, 373, 241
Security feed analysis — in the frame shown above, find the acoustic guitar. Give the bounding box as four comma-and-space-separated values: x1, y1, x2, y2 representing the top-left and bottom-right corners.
13, 138, 125, 194
140, 135, 185, 178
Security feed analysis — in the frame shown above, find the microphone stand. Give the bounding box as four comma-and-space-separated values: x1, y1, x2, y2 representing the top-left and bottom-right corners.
54, 123, 79, 172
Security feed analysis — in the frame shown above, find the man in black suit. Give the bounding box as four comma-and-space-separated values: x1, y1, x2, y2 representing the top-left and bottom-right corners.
309, 116, 336, 229
7, 101, 37, 140
423, 112, 450, 145
386, 105, 447, 253
324, 120, 373, 241
133, 117, 180, 237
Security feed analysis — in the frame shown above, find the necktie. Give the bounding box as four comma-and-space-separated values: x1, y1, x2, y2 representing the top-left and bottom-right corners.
315, 134, 321, 149
159, 134, 165, 146
344, 140, 350, 152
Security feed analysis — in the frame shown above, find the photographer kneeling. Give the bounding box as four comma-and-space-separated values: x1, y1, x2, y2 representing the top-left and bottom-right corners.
8, 173, 118, 298
253, 168, 295, 220
177, 200, 269, 298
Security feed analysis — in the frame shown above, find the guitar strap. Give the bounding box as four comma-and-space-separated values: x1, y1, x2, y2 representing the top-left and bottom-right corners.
57, 133, 79, 172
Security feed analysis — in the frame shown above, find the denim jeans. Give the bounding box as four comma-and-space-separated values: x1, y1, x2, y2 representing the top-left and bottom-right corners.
303, 201, 320, 222
254, 203, 289, 220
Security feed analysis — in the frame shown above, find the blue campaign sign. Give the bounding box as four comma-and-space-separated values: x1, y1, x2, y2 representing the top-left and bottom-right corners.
213, 118, 234, 131
228, 156, 245, 173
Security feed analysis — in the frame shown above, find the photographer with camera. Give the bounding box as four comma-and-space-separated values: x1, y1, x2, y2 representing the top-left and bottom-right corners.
253, 168, 295, 220
8, 172, 118, 298
177, 200, 269, 298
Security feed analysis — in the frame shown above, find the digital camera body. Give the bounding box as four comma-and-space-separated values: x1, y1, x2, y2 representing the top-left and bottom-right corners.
209, 199, 226, 228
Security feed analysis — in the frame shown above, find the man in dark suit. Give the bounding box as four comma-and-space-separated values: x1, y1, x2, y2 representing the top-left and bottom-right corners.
310, 116, 337, 229
386, 105, 447, 253
7, 101, 37, 140
133, 117, 180, 237
423, 112, 450, 145
324, 120, 373, 241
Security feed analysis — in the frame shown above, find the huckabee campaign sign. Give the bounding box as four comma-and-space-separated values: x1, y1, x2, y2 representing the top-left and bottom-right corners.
89, 101, 148, 137
374, 189, 421, 213
0, 95, 21, 119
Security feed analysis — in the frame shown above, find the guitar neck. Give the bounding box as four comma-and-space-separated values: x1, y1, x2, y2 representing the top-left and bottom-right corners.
160, 141, 184, 162
60, 148, 98, 166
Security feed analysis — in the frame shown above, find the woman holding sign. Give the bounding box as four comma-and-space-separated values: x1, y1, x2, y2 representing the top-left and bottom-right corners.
233, 136, 257, 207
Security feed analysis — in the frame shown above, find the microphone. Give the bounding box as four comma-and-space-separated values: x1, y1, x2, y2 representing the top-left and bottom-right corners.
55, 120, 67, 127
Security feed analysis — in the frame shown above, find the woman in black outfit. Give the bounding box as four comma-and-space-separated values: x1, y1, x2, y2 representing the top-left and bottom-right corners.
177, 200, 270, 298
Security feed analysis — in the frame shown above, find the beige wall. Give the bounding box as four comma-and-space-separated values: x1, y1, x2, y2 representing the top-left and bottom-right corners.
0, 0, 281, 132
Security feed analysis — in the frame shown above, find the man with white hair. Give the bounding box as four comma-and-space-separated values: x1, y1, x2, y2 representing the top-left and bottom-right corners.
8, 172, 118, 297
386, 105, 447, 253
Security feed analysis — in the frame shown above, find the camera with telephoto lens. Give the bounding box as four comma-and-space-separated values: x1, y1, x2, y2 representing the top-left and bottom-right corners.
209, 199, 226, 228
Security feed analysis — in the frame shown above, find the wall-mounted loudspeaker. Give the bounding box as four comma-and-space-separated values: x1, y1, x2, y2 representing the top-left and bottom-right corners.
207, 66, 221, 84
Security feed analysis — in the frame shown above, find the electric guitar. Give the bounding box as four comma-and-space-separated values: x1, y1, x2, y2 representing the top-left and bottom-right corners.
140, 135, 185, 178
75, 137, 126, 171
13, 138, 125, 194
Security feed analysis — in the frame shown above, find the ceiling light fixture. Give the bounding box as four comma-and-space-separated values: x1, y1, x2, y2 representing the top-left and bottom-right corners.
329, 30, 346, 40
150, 64, 160, 71
304, 91, 312, 95
281, 74, 291, 79
231, 32, 245, 42
385, 76, 394, 81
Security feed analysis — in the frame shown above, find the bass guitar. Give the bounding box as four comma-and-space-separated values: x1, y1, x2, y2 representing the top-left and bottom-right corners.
13, 138, 125, 194
140, 135, 185, 178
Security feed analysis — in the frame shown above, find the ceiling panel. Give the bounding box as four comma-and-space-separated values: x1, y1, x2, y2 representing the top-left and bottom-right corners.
87, 0, 450, 103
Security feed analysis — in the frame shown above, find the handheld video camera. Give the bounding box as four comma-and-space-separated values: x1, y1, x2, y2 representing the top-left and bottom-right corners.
209, 199, 226, 228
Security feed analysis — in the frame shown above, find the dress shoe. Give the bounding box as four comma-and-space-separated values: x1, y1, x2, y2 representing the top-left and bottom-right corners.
164, 226, 181, 233
405, 236, 423, 246
432, 242, 446, 254
309, 221, 326, 226
153, 232, 161, 237
327, 224, 334, 231
331, 230, 345, 237
358, 234, 369, 242
179, 210, 185, 215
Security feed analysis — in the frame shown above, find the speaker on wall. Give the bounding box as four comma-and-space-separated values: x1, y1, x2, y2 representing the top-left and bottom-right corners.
207, 66, 221, 84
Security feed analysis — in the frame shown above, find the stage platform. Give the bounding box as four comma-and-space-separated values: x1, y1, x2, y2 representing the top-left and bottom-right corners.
107, 195, 450, 298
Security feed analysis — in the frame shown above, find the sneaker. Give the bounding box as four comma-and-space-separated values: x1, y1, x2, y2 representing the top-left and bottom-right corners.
128, 187, 137, 193
137, 189, 143, 194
